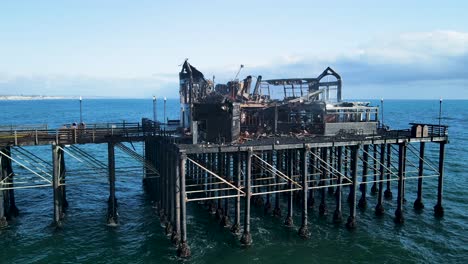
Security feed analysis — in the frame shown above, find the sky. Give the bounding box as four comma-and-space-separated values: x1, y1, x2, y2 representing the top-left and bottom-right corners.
0, 0, 467, 99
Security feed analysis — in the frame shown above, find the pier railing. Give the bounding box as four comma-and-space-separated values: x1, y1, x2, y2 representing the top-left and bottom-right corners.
0, 122, 144, 145
0, 120, 183, 146
0, 120, 448, 147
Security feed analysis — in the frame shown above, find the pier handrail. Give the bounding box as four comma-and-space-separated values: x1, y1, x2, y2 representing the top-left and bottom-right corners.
0, 121, 146, 146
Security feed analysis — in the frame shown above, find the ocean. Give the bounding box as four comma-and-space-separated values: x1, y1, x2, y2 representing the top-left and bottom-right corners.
0, 99, 466, 263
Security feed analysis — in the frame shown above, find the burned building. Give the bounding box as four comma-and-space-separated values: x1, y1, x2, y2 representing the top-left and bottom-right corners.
179, 61, 378, 144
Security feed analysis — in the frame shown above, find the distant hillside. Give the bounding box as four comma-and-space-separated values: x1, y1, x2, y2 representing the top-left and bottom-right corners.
0, 95, 73, 100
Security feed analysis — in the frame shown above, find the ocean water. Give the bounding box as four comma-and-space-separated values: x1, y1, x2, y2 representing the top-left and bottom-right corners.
0, 99, 466, 263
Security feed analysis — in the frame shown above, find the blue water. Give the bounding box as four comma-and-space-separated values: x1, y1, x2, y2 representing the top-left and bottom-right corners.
0, 99, 466, 263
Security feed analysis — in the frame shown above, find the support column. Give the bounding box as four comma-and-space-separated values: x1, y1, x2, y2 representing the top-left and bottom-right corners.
414, 142, 425, 210
52, 144, 63, 227
358, 145, 368, 210
273, 150, 282, 217
155, 141, 160, 203
298, 147, 310, 238
107, 142, 118, 226
164, 145, 171, 231
384, 146, 393, 199
0, 150, 8, 227
375, 144, 385, 216
159, 141, 167, 221
333, 146, 343, 223
5, 147, 19, 218
216, 152, 224, 220
60, 147, 68, 209
309, 148, 316, 208
143, 139, 150, 190
172, 151, 181, 244
328, 147, 335, 195
346, 146, 352, 203
264, 151, 273, 215
221, 153, 230, 227
434, 142, 446, 217
284, 150, 294, 226
165, 151, 174, 236
371, 144, 379, 194
394, 143, 406, 224
177, 153, 191, 258
208, 153, 217, 214
319, 148, 328, 216
253, 151, 265, 207
240, 148, 253, 246
346, 145, 359, 229
231, 151, 241, 233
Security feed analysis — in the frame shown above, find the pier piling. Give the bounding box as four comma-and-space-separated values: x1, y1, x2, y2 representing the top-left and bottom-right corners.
358, 145, 368, 210
298, 147, 310, 238
333, 146, 343, 223
285, 150, 294, 226
414, 142, 425, 210
107, 142, 118, 226
319, 148, 328, 216
394, 143, 406, 224
231, 151, 241, 233
177, 153, 191, 258
375, 144, 385, 216
384, 146, 393, 199
434, 142, 446, 217
346, 145, 359, 229
240, 148, 252, 246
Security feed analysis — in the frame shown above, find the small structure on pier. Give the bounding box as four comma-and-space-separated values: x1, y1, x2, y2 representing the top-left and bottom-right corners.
179, 60, 378, 145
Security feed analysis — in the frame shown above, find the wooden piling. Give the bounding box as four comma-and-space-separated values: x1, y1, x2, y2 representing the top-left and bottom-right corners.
346, 145, 359, 229
298, 147, 309, 238
177, 153, 191, 258
240, 149, 252, 246
231, 151, 241, 233
107, 142, 118, 226
434, 142, 446, 217
52, 144, 63, 227
414, 142, 425, 210
375, 144, 385, 216
395, 143, 406, 224
358, 145, 368, 210
333, 146, 343, 223
319, 147, 328, 216
384, 145, 393, 199
285, 149, 294, 225
172, 150, 181, 244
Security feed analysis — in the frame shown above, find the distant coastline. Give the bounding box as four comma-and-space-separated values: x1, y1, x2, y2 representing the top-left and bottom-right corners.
0, 95, 74, 100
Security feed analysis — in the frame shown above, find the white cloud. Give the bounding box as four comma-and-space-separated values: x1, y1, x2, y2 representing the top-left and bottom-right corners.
345, 30, 468, 65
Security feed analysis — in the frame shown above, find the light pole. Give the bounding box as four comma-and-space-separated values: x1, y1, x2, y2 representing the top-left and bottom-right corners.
153, 96, 157, 122
380, 98, 384, 128
164, 97, 167, 124
439, 98, 442, 135
79, 96, 83, 123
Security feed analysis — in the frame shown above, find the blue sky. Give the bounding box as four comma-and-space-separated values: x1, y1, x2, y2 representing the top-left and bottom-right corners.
0, 0, 467, 99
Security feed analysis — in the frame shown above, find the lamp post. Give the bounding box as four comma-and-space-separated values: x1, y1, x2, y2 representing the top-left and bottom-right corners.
380, 98, 384, 128
164, 97, 167, 124
439, 98, 443, 135
153, 96, 157, 122
79, 96, 83, 124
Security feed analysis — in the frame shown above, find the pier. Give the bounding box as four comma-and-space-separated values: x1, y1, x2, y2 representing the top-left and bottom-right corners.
0, 62, 449, 258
